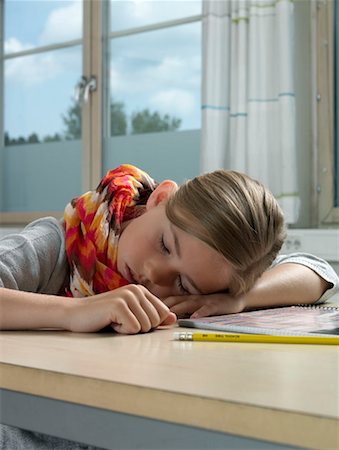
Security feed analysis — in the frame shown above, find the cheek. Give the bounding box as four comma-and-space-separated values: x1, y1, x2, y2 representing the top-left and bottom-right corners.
119, 221, 149, 261
117, 226, 136, 268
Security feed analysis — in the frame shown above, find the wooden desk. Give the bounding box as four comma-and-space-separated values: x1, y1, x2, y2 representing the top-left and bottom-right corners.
0, 327, 338, 450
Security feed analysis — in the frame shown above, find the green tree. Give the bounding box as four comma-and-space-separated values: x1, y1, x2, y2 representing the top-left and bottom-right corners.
131, 109, 181, 134
62, 98, 128, 139
43, 133, 62, 143
111, 100, 127, 136
4, 132, 28, 146
28, 133, 40, 144
4, 132, 11, 146
62, 100, 81, 140
61, 99, 182, 139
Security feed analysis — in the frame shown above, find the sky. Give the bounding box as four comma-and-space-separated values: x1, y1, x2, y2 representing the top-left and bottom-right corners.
4, 0, 202, 140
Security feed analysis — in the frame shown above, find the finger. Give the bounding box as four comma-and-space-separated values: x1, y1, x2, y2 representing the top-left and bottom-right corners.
136, 300, 161, 331
195, 294, 247, 318
162, 296, 185, 308
125, 285, 175, 330
166, 296, 204, 316
159, 311, 177, 326
110, 307, 143, 334
127, 286, 172, 331
114, 285, 157, 332
141, 288, 176, 323
190, 304, 214, 319
126, 298, 156, 332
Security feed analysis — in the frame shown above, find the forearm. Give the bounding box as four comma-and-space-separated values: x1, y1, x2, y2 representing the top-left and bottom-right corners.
243, 263, 332, 311
164, 263, 333, 318
0, 287, 70, 330
0, 285, 176, 333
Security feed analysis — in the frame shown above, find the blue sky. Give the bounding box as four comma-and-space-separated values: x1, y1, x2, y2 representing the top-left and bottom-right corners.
4, 0, 201, 140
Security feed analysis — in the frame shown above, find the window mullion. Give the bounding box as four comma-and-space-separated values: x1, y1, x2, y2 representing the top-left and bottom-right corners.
316, 0, 339, 225
0, 0, 4, 214
82, 0, 102, 192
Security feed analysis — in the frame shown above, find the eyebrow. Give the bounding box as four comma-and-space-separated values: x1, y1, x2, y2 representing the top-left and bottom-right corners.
169, 225, 203, 295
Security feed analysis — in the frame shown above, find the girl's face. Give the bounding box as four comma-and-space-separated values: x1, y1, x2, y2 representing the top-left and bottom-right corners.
117, 182, 233, 299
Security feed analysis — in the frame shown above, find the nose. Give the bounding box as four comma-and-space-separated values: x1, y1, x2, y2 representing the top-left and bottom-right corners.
142, 259, 175, 286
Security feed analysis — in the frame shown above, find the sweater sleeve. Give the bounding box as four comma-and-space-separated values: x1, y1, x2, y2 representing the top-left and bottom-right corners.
271, 252, 339, 303
0, 217, 68, 294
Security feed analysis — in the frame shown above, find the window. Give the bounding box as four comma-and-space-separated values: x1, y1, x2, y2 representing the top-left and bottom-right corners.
4, 0, 83, 145
0, 0, 202, 223
102, 0, 202, 184
0, 0, 83, 219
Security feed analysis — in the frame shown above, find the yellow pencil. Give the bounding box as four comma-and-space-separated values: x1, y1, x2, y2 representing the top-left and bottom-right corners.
173, 331, 339, 345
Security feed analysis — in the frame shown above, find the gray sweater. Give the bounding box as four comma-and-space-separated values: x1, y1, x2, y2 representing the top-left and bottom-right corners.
0, 217, 67, 294
0, 217, 338, 302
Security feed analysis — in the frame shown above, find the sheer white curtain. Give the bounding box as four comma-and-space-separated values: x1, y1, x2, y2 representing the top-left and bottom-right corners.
201, 0, 299, 224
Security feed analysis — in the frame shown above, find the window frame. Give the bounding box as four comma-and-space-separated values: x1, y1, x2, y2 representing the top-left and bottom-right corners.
314, 0, 339, 225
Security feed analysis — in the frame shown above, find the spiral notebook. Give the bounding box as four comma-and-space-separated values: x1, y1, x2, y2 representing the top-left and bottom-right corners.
178, 305, 339, 337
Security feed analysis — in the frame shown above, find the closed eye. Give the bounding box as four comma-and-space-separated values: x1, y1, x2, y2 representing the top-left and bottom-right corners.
177, 276, 189, 295
159, 235, 170, 254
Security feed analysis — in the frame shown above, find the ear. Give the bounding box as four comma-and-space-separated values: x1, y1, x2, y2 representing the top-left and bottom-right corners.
146, 180, 178, 210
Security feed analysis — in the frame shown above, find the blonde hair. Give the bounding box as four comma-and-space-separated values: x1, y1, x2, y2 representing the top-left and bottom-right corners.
166, 170, 286, 296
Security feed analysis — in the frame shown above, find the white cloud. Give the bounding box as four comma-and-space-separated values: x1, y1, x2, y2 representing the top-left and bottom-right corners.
110, 54, 200, 93
150, 89, 196, 117
5, 37, 33, 54
5, 51, 63, 86
110, 0, 201, 31
39, 1, 82, 45
108, 50, 200, 127
4, 1, 82, 86
146, 56, 200, 89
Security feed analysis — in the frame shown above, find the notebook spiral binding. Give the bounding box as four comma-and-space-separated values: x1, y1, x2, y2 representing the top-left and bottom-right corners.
293, 304, 339, 310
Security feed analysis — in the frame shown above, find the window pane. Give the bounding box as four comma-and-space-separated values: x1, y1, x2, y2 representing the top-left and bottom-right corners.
103, 131, 201, 185
110, 0, 201, 32
4, 0, 82, 54
108, 23, 201, 136
2, 141, 82, 212
5, 46, 82, 145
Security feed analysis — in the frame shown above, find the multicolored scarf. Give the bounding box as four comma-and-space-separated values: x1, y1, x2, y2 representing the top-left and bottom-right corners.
64, 164, 157, 297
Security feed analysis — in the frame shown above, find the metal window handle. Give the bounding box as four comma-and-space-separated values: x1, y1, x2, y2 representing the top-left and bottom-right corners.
74, 76, 87, 103
83, 76, 97, 102
74, 76, 97, 103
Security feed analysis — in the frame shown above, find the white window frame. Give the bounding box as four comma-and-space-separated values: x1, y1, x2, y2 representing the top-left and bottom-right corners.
313, 0, 339, 225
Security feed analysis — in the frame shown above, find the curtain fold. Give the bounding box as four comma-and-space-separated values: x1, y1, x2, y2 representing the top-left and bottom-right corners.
201, 0, 299, 224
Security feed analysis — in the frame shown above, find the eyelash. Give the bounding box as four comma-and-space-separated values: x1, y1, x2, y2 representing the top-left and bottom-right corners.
159, 235, 169, 254
159, 235, 188, 295
177, 277, 189, 294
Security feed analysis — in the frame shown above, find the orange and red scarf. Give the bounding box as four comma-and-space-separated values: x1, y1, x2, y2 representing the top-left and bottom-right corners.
64, 164, 156, 297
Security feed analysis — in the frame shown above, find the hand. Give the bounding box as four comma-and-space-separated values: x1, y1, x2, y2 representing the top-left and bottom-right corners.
66, 285, 177, 334
163, 292, 246, 319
